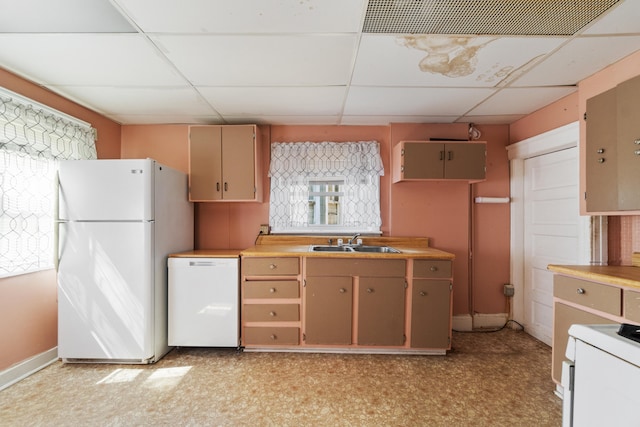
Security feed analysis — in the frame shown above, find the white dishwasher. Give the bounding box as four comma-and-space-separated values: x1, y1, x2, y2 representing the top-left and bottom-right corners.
168, 257, 239, 347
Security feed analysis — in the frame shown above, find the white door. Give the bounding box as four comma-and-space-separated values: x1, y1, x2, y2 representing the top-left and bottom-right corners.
58, 221, 154, 360
523, 147, 582, 345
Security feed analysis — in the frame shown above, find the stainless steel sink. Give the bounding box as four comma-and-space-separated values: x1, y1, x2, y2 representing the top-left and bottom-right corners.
309, 245, 400, 253
309, 245, 355, 252
352, 245, 400, 253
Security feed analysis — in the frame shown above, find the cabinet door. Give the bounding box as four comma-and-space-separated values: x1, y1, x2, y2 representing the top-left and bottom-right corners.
401, 142, 444, 179
304, 276, 352, 345
221, 125, 256, 200
616, 75, 640, 210
410, 279, 451, 348
358, 277, 406, 346
551, 302, 616, 384
444, 143, 486, 180
586, 87, 618, 212
189, 126, 222, 201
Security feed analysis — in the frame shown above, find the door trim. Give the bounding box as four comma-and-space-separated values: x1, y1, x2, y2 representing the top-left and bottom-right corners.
506, 122, 606, 328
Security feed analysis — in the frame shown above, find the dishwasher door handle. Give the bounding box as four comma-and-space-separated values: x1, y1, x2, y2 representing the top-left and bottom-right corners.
188, 261, 216, 267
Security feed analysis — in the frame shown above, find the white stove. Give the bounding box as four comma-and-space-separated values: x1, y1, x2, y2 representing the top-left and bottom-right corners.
562, 324, 640, 427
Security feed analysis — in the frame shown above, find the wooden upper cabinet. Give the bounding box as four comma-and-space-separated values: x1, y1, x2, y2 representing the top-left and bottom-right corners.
188, 125, 262, 202
393, 141, 486, 182
586, 87, 618, 212
585, 74, 640, 213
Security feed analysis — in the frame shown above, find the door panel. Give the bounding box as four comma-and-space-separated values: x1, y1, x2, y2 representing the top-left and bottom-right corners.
189, 126, 222, 201
411, 279, 451, 348
58, 222, 153, 360
222, 125, 255, 200
444, 143, 486, 180
304, 276, 352, 345
358, 277, 405, 346
58, 159, 153, 221
524, 147, 579, 346
402, 142, 443, 179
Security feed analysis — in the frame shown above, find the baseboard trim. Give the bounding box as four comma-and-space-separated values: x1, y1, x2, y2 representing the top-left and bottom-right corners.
452, 314, 473, 331
0, 347, 58, 391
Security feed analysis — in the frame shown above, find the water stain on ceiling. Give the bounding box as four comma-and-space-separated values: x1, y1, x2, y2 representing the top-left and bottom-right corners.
397, 35, 497, 78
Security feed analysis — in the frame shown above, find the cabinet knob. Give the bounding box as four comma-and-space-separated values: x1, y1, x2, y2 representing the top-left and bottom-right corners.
634, 150, 640, 156
269, 311, 276, 317
598, 158, 605, 163
269, 288, 276, 293
270, 334, 277, 340
430, 266, 438, 272
576, 288, 586, 295
596, 148, 605, 154
339, 288, 346, 293
634, 139, 640, 145
269, 264, 276, 269
366, 288, 374, 293
419, 291, 427, 296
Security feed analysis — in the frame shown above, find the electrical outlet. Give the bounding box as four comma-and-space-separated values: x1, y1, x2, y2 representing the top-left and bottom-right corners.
503, 284, 515, 297
259, 224, 270, 235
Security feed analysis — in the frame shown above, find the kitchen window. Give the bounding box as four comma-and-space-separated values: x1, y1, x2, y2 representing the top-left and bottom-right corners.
268, 141, 383, 234
0, 87, 96, 277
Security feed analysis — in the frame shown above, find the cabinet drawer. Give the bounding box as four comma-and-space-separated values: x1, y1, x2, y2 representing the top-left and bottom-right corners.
243, 327, 299, 345
553, 275, 621, 316
243, 280, 299, 299
306, 258, 405, 277
413, 259, 452, 278
242, 257, 299, 276
243, 304, 300, 322
624, 289, 640, 323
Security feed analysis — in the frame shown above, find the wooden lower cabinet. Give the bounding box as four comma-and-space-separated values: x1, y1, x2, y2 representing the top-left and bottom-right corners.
242, 255, 454, 353
411, 279, 451, 348
304, 276, 353, 345
358, 277, 406, 346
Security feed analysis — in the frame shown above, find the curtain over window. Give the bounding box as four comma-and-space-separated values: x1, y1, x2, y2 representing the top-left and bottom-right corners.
0, 88, 97, 277
269, 141, 384, 234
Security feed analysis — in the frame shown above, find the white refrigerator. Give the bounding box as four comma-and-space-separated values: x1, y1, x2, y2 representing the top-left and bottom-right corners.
56, 159, 193, 363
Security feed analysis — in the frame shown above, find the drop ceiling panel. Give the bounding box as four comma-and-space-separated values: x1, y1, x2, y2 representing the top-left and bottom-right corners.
46, 86, 216, 116
153, 34, 358, 86
582, 0, 640, 34
341, 115, 459, 125
344, 87, 495, 116
467, 87, 577, 116
456, 114, 527, 124
198, 86, 346, 116
0, 34, 185, 86
352, 34, 566, 87
225, 115, 341, 125
108, 114, 221, 125
512, 36, 640, 87
0, 0, 136, 33
113, 0, 366, 33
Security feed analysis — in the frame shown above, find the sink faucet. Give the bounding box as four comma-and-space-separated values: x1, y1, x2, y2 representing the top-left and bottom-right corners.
347, 233, 361, 246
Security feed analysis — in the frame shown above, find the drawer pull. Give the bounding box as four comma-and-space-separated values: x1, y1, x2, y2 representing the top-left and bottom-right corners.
576, 288, 586, 295
269, 288, 276, 293
366, 288, 374, 293
598, 158, 605, 163
269, 264, 277, 270
269, 311, 276, 317
339, 288, 346, 293
270, 334, 277, 340
430, 266, 438, 272
420, 291, 426, 296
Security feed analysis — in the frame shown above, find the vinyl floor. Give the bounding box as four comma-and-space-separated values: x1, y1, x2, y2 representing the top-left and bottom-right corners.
0, 328, 562, 426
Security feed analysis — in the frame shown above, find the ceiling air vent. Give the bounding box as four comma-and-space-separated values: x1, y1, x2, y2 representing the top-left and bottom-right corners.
362, 0, 621, 36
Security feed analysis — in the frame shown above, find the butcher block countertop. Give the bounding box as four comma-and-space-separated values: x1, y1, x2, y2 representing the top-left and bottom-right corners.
240, 235, 455, 259
169, 249, 242, 258
548, 264, 640, 290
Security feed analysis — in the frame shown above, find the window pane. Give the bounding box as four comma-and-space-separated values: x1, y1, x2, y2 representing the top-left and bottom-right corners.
308, 180, 342, 226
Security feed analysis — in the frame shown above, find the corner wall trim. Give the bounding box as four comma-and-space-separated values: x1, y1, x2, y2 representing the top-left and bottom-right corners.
0, 347, 58, 391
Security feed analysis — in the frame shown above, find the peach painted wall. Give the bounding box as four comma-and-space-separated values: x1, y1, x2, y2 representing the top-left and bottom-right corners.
388, 123, 510, 315
509, 92, 579, 144
0, 68, 121, 371
121, 123, 511, 317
